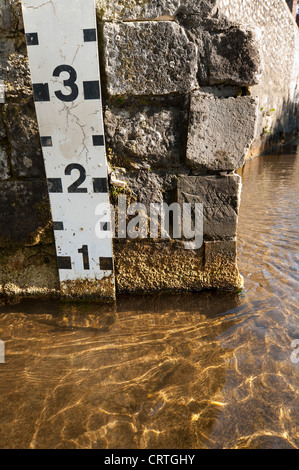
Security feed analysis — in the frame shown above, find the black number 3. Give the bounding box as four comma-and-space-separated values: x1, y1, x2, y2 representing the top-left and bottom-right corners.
53, 65, 79, 102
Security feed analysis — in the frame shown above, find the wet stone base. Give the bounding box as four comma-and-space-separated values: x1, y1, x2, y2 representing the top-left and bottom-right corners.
0, 245, 59, 298
0, 239, 243, 300
114, 239, 243, 294
60, 277, 116, 301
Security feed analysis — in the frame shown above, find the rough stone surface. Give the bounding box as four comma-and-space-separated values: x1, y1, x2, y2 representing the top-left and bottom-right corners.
3, 104, 44, 178
186, 92, 259, 171
97, 0, 218, 20
0, 180, 52, 246
0, 245, 59, 297
197, 22, 263, 86
119, 170, 178, 210
204, 238, 243, 289
2, 53, 33, 103
103, 21, 198, 96
177, 175, 241, 240
104, 103, 187, 169
0, 145, 10, 180
0, 0, 23, 33
97, 0, 180, 20
217, 0, 299, 153
0, 115, 6, 139
114, 238, 242, 293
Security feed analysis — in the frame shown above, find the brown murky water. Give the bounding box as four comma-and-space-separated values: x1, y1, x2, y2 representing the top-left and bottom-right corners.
0, 141, 298, 449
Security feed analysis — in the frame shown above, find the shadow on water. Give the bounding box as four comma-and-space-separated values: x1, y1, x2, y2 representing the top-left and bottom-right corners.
0, 139, 298, 449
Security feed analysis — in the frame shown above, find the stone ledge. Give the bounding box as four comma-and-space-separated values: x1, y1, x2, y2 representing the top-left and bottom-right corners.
113, 238, 242, 293
0, 245, 59, 298
186, 92, 259, 171
177, 174, 241, 240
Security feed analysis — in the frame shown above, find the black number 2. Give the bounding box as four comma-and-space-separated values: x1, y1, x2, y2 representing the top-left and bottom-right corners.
65, 163, 88, 193
53, 65, 79, 102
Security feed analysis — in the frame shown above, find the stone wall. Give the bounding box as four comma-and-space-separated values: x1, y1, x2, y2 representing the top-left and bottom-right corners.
218, 0, 299, 156
0, 0, 298, 297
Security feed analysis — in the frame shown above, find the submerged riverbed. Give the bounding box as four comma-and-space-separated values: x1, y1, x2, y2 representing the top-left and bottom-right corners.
0, 141, 298, 449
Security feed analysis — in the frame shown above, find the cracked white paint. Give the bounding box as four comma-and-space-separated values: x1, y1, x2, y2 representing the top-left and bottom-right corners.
21, 0, 114, 292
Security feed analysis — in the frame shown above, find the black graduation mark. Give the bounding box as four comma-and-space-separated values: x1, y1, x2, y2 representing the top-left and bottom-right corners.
33, 83, 50, 102
57, 256, 72, 270
99, 257, 113, 271
26, 32, 39, 46
93, 178, 108, 193
47, 178, 63, 193
83, 29, 97, 42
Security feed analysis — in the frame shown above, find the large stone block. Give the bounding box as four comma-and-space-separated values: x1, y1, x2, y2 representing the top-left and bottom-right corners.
103, 21, 198, 96
197, 22, 262, 86
114, 237, 242, 294
186, 92, 258, 171
104, 103, 186, 168
177, 174, 241, 240
0, 180, 52, 246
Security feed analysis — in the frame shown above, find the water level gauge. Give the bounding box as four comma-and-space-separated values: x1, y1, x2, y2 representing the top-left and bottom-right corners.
21, 0, 115, 299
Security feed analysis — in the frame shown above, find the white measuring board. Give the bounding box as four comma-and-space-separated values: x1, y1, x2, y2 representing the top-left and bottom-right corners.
21, 0, 115, 299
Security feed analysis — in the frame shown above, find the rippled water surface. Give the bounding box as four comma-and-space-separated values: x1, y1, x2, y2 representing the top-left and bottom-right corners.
0, 141, 298, 449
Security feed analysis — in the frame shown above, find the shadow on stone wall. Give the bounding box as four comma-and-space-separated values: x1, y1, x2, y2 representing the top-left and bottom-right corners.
247, 95, 299, 159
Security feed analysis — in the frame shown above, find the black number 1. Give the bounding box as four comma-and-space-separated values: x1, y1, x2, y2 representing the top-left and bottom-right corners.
78, 245, 90, 270
53, 65, 79, 102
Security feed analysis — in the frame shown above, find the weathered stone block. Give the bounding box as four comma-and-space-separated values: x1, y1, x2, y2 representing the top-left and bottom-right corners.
0, 145, 10, 180
3, 104, 44, 178
114, 239, 205, 293
104, 104, 186, 168
177, 174, 241, 240
103, 21, 198, 96
186, 92, 258, 171
0, 180, 52, 246
197, 23, 262, 86
114, 237, 242, 294
119, 170, 177, 209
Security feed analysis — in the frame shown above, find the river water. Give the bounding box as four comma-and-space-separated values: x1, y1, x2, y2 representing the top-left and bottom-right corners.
0, 141, 298, 449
